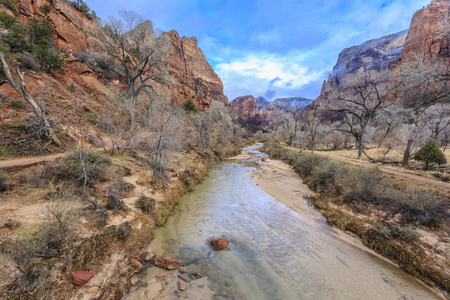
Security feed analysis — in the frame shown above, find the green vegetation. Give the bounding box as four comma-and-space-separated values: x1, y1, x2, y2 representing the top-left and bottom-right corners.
38, 4, 51, 15
263, 143, 449, 228
414, 139, 447, 170
182, 99, 197, 111
65, 0, 97, 20
63, 150, 111, 184
136, 194, 156, 214
0, 12, 65, 72
0, 170, 9, 191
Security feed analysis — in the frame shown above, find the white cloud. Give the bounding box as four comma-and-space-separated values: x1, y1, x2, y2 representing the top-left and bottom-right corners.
215, 51, 327, 100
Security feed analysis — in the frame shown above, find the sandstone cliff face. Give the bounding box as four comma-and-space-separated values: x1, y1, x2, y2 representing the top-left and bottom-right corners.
400, 0, 449, 62
232, 96, 313, 128
152, 30, 228, 108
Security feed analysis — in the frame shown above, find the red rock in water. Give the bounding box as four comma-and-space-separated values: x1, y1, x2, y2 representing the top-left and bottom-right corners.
261, 157, 267, 162
72, 271, 94, 286
177, 274, 188, 282
192, 273, 202, 279
178, 280, 187, 291
154, 258, 184, 270
211, 238, 229, 250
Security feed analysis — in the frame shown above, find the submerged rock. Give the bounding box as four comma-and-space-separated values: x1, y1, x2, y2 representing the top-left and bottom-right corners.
178, 274, 189, 282
192, 272, 202, 279
72, 271, 94, 286
178, 280, 187, 291
179, 266, 185, 273
154, 258, 184, 270
211, 238, 229, 250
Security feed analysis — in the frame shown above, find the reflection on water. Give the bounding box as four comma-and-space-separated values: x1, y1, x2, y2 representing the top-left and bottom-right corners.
125, 146, 441, 300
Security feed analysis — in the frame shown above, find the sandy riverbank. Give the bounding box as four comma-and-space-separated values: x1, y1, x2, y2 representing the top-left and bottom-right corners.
250, 156, 320, 222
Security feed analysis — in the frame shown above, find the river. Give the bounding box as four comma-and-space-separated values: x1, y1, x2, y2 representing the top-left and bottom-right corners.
124, 145, 442, 299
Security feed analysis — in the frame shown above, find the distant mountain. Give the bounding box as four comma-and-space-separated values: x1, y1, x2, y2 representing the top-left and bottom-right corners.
231, 96, 313, 128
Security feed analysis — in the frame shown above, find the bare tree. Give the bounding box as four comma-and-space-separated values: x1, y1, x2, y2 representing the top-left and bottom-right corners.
301, 112, 323, 153
392, 54, 450, 108
0, 51, 63, 148
278, 108, 301, 146
102, 11, 162, 122
141, 99, 181, 182
331, 74, 391, 160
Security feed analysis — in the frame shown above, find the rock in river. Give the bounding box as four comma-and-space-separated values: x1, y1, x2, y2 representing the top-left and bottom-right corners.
178, 280, 187, 291
154, 258, 184, 270
211, 238, 229, 250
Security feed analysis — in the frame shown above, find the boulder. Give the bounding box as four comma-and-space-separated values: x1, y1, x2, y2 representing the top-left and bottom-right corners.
72, 270, 94, 286
211, 238, 229, 250
177, 274, 188, 282
154, 258, 184, 270
178, 280, 187, 291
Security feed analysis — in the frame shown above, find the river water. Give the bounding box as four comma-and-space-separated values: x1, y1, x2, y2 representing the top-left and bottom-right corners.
125, 145, 442, 299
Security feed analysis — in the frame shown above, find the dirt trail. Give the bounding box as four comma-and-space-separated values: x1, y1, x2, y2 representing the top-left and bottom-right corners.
0, 147, 107, 169
283, 146, 450, 189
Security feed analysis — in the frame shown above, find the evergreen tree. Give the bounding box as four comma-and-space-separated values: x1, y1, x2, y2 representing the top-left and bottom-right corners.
414, 139, 447, 170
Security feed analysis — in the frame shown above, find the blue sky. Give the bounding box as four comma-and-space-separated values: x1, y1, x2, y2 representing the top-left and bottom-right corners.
88, 0, 431, 101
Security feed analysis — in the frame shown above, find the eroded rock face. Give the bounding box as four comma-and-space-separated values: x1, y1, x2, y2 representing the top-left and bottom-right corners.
401, 0, 450, 62
307, 30, 407, 113
151, 30, 228, 108
231, 95, 264, 128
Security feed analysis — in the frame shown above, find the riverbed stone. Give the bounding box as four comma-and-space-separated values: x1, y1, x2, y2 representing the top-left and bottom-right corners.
72, 271, 94, 286
178, 280, 187, 291
211, 238, 229, 250
145, 252, 156, 262
192, 272, 202, 279
177, 274, 189, 282
154, 258, 184, 270
179, 266, 185, 273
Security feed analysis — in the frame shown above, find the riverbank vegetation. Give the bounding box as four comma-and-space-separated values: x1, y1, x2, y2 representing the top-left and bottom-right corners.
262, 142, 450, 294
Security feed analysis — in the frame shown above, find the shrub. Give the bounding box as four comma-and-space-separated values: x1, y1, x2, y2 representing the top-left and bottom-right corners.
136, 194, 156, 214
225, 146, 241, 157
291, 153, 323, 178
9, 98, 26, 109
308, 160, 341, 194
63, 150, 111, 184
21, 165, 47, 188
414, 139, 447, 170
390, 189, 449, 227
182, 99, 196, 111
339, 167, 383, 205
0, 170, 9, 191
38, 4, 51, 15
73, 50, 91, 63
17, 52, 41, 71
374, 222, 418, 241
1, 201, 76, 296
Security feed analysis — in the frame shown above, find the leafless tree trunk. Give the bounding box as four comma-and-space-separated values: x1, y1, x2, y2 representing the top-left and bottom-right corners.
0, 51, 63, 148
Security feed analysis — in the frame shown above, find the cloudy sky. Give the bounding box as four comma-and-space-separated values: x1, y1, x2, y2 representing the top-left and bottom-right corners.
88, 0, 430, 101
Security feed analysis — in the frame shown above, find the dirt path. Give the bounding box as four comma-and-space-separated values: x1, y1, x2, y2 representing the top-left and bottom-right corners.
0, 147, 107, 169
283, 146, 450, 189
